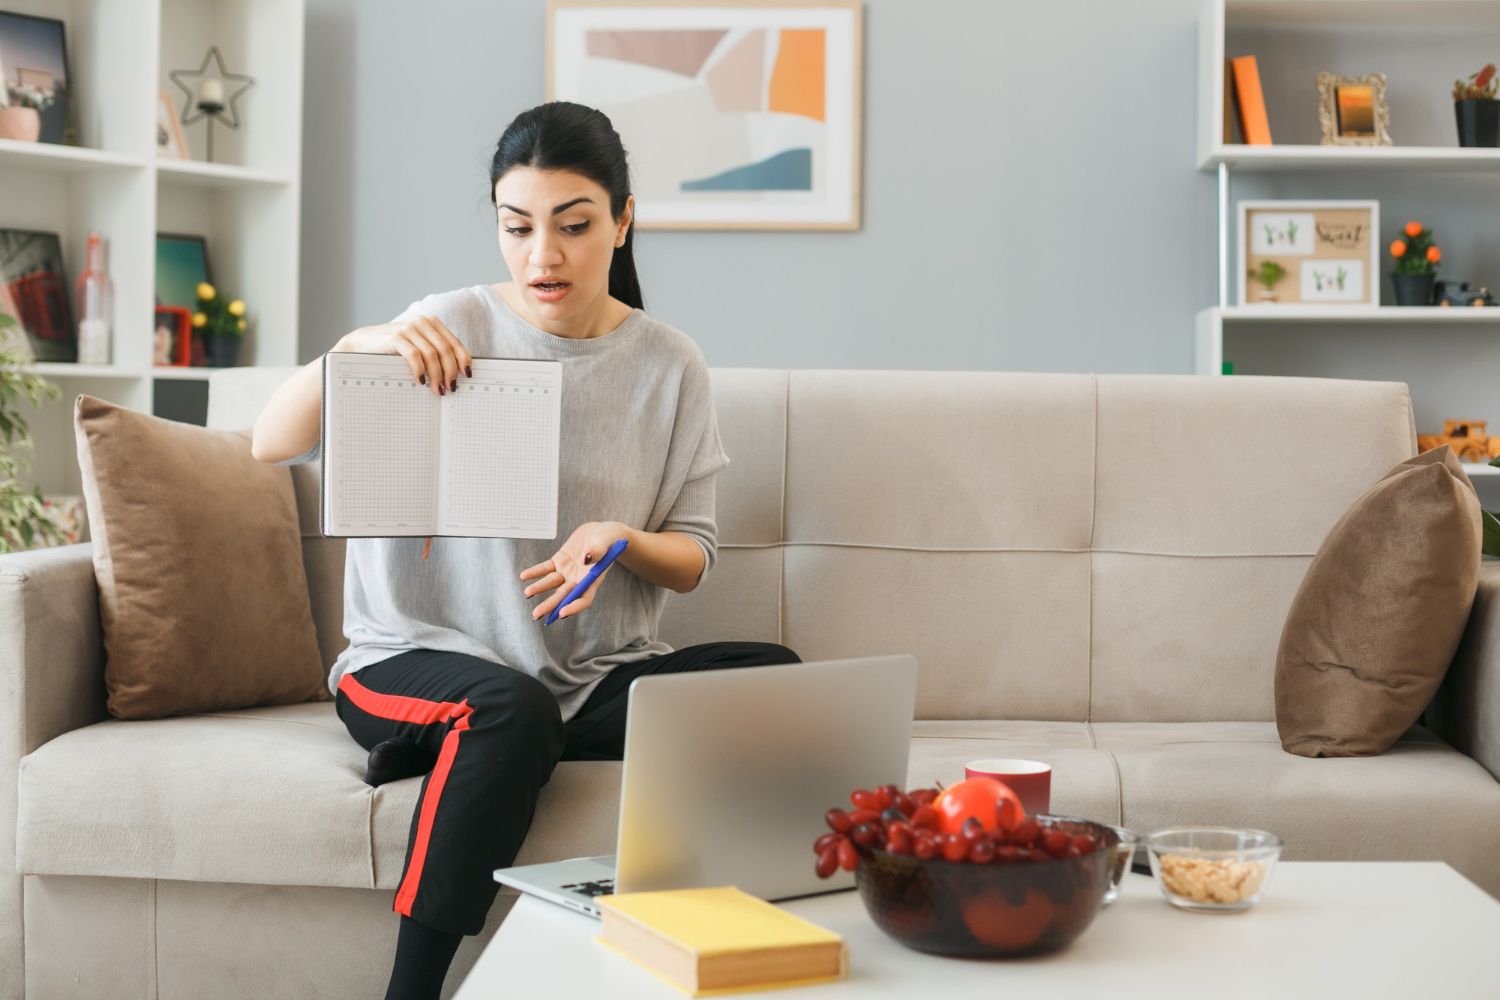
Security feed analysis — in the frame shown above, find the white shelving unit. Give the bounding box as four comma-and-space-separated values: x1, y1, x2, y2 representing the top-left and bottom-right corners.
1196, 0, 1500, 375
2, 0, 304, 500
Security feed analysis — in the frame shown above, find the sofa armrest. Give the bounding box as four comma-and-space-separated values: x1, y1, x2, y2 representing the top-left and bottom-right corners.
0, 543, 109, 759
1429, 561, 1500, 781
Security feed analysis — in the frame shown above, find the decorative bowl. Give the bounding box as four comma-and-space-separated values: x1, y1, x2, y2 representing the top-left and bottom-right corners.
1144, 826, 1282, 912
855, 816, 1118, 957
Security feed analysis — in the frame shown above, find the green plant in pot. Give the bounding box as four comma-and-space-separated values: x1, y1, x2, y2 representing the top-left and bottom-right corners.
1390, 221, 1441, 306
0, 314, 68, 552
1249, 260, 1287, 303
1454, 63, 1499, 148
192, 282, 248, 367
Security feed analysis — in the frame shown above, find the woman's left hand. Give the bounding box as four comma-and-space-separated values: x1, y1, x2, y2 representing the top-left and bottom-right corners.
520, 521, 632, 622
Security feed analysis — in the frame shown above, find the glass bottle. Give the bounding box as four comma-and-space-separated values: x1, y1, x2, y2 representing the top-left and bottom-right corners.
76, 232, 112, 365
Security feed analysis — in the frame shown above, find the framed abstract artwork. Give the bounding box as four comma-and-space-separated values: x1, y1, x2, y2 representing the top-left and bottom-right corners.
547, 1, 863, 230
0, 11, 77, 145
155, 233, 212, 365
0, 228, 74, 362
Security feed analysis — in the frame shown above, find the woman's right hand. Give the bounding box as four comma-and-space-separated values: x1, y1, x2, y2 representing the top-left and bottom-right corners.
336, 316, 474, 398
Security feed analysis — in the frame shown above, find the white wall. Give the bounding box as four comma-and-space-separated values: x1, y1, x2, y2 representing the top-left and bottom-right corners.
297, 0, 1219, 372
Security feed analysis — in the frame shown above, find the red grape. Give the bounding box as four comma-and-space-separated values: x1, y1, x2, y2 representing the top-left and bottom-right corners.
814, 832, 840, 855
826, 808, 852, 834
887, 826, 914, 855
970, 839, 996, 864
995, 844, 1022, 864
913, 833, 938, 860
850, 789, 881, 812
908, 788, 939, 807
892, 792, 914, 817
1072, 834, 1098, 855
847, 808, 880, 828
837, 838, 859, 872
1042, 829, 1072, 856
943, 836, 970, 862
851, 822, 881, 847
909, 805, 940, 831
1009, 817, 1041, 845
815, 846, 838, 878
961, 817, 986, 842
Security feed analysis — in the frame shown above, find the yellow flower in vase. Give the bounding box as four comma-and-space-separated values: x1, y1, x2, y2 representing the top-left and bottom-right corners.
196, 282, 216, 301
191, 312, 207, 328
228, 300, 246, 317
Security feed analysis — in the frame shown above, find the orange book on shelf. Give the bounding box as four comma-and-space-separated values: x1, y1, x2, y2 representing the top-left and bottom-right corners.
1230, 55, 1273, 145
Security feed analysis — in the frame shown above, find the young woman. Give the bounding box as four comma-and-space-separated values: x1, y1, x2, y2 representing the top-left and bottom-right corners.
252, 101, 799, 1000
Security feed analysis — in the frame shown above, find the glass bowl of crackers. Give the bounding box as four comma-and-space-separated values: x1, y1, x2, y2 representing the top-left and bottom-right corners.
1144, 827, 1281, 912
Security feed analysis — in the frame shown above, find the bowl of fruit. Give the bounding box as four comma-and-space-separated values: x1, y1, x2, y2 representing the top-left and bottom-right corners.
814, 779, 1118, 958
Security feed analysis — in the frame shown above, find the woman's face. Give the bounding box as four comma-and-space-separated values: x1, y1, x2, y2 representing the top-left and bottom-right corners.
493, 166, 633, 331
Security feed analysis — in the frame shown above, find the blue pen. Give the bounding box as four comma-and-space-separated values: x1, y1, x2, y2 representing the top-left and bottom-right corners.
544, 538, 629, 625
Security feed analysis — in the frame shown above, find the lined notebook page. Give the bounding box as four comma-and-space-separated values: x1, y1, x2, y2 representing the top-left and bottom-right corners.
320, 352, 561, 538
323, 354, 439, 535
438, 358, 561, 538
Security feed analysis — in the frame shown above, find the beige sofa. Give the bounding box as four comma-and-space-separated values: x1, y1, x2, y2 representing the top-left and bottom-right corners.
5, 368, 1499, 999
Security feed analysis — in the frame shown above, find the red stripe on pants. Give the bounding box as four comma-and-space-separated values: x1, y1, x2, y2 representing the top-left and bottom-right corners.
338, 672, 475, 918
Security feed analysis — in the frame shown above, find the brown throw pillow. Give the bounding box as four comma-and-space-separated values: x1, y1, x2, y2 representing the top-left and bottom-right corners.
1275, 446, 1481, 757
74, 394, 325, 719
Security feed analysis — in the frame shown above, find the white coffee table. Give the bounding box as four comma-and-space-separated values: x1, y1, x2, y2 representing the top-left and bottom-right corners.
454, 863, 1500, 998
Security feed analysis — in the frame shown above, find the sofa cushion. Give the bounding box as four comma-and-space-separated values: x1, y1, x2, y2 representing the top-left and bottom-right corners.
15, 703, 619, 889
1097, 721, 1500, 897
1275, 447, 1481, 757
21, 709, 1497, 898
72, 394, 325, 718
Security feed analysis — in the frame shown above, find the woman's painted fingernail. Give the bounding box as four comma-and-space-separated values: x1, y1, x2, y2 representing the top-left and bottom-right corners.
450, 378, 458, 393
584, 553, 594, 565
465, 365, 472, 378
438, 382, 445, 396
419, 374, 427, 385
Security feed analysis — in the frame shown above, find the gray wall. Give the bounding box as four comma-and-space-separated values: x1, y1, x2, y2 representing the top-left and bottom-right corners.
299, 0, 1218, 372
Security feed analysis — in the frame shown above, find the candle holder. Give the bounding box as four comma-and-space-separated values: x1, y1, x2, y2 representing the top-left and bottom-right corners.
168, 46, 255, 163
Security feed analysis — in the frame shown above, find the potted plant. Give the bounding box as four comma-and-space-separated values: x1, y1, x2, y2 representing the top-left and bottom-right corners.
0, 81, 55, 143
192, 282, 249, 367
1454, 63, 1499, 147
1248, 260, 1287, 303
0, 315, 68, 552
1390, 221, 1441, 306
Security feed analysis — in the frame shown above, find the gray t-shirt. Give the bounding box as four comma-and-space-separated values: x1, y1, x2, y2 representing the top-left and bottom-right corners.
276, 284, 728, 720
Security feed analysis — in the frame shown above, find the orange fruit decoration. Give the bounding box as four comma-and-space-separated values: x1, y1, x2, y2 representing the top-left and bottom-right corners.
961, 888, 1055, 951
1405, 221, 1424, 239
1391, 240, 1407, 258
932, 777, 1025, 836
1427, 246, 1442, 264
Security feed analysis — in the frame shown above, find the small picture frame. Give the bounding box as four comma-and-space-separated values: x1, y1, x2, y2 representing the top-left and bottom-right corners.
153, 305, 193, 366
1239, 200, 1380, 307
156, 91, 189, 159
1317, 72, 1392, 146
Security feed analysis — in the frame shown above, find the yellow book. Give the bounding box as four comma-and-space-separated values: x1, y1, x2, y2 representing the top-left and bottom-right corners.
595, 886, 848, 996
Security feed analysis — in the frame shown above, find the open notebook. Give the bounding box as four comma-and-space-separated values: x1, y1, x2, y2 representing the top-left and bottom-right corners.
319, 352, 562, 538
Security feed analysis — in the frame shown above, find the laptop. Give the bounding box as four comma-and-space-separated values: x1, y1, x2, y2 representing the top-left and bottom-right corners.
494, 654, 918, 917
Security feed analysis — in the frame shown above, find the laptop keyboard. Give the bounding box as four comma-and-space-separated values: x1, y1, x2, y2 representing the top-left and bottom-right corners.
560, 879, 615, 898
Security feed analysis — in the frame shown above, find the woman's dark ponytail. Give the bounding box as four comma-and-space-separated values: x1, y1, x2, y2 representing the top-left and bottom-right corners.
489, 102, 643, 311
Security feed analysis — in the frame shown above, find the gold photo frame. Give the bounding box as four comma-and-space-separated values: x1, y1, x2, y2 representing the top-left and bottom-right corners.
1317, 72, 1391, 146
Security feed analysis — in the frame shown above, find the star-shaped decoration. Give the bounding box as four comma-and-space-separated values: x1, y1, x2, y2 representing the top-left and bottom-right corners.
169, 46, 256, 129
